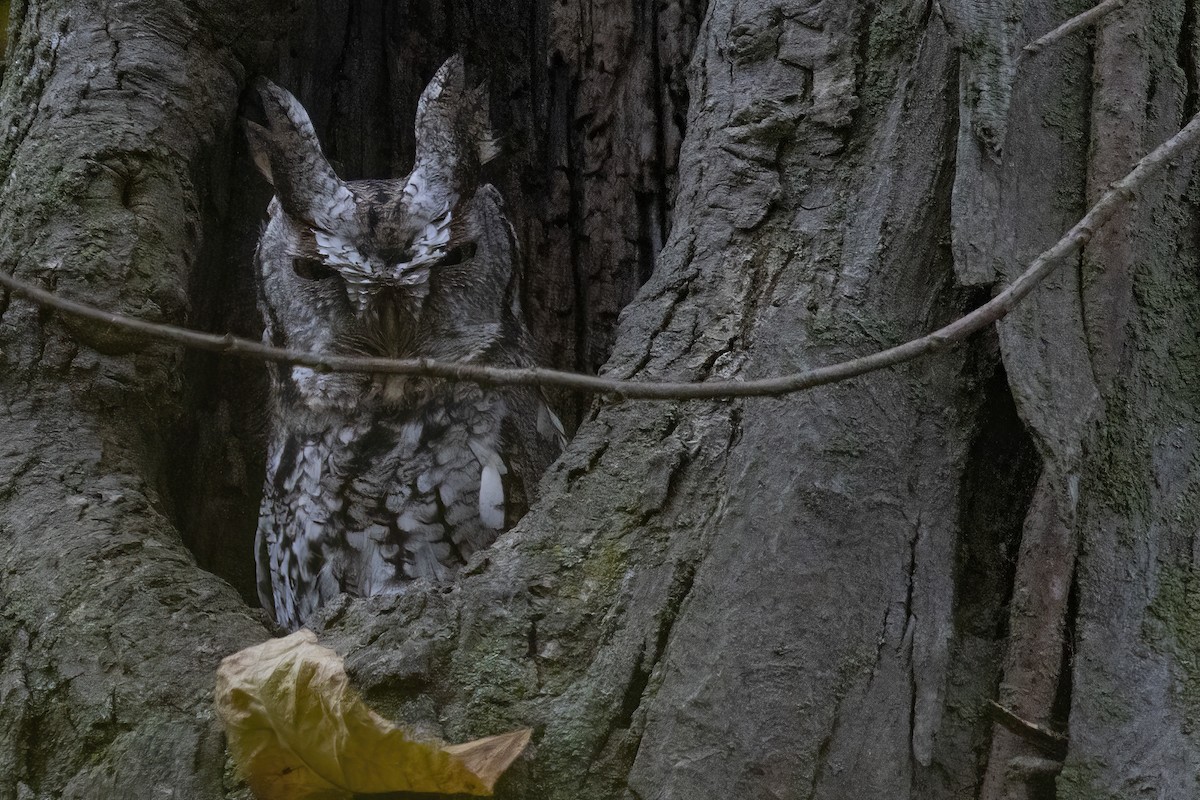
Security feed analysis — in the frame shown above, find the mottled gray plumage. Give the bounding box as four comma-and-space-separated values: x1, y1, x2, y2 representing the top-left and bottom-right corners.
247, 57, 563, 630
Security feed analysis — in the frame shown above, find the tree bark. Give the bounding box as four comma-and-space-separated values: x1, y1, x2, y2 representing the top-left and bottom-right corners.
0, 1, 275, 797
2, 1, 1200, 799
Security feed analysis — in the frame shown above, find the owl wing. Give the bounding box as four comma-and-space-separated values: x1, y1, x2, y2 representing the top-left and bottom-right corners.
256, 427, 361, 629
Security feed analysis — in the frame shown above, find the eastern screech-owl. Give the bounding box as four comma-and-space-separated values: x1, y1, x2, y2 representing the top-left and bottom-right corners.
245, 57, 564, 630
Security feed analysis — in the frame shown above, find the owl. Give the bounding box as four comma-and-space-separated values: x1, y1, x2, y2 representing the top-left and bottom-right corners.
244, 56, 565, 631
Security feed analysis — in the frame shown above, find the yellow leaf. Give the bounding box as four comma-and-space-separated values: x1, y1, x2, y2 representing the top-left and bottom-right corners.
215, 630, 531, 799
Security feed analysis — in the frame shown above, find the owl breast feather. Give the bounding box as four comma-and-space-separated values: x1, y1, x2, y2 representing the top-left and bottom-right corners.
257, 386, 513, 630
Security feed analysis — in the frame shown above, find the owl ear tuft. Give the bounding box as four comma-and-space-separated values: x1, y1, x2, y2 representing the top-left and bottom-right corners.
244, 78, 356, 232
412, 56, 498, 192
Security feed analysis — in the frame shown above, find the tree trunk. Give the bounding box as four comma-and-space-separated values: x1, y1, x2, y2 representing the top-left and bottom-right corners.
2, 1, 1199, 799
0, 2, 275, 797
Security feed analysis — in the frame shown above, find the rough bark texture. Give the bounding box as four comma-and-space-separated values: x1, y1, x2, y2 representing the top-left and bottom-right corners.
0, 1, 275, 797
2, 1, 1200, 799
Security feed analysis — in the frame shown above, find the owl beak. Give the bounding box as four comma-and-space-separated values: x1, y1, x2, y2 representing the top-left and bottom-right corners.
318, 198, 455, 318
370, 290, 408, 344
334, 263, 429, 322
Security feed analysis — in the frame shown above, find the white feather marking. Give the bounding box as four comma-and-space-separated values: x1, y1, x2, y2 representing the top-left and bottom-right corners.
537, 404, 568, 447
391, 265, 429, 288
421, 206, 452, 247
396, 509, 428, 533
399, 168, 451, 220
479, 464, 505, 530
357, 548, 387, 596
314, 231, 371, 272
292, 365, 358, 406
411, 545, 447, 582
403, 171, 425, 203
400, 422, 423, 447
467, 438, 507, 530
313, 230, 384, 310
302, 446, 321, 485
316, 185, 358, 231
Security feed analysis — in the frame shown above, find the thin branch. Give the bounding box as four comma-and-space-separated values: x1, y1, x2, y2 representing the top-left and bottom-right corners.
985, 700, 1068, 757
1022, 0, 1126, 58
1008, 756, 1065, 778
2, 112, 1199, 401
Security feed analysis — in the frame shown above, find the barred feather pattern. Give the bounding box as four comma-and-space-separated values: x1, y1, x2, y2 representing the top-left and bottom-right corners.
257, 385, 549, 630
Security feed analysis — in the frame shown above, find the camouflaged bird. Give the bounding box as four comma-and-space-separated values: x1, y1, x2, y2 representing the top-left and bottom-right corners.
245, 57, 565, 630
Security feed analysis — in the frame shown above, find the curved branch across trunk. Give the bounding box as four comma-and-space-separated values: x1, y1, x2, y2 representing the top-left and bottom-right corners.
2, 2, 1199, 800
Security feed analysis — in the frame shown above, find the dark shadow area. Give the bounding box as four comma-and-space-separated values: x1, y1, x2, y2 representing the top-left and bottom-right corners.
923, 357, 1042, 798
167, 100, 275, 604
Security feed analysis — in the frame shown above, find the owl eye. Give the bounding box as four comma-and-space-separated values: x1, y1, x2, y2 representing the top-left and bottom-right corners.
439, 242, 477, 267
292, 257, 337, 281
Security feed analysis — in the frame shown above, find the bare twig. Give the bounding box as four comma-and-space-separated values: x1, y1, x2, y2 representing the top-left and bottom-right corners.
2, 111, 1199, 401
1008, 756, 1065, 778
985, 700, 1068, 757
1021, 0, 1126, 58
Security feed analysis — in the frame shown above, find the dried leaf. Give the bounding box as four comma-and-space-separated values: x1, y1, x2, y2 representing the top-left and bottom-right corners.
444, 729, 533, 789
215, 630, 530, 799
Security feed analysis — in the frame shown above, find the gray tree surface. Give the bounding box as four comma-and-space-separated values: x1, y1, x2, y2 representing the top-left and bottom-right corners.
1, 1, 1198, 799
